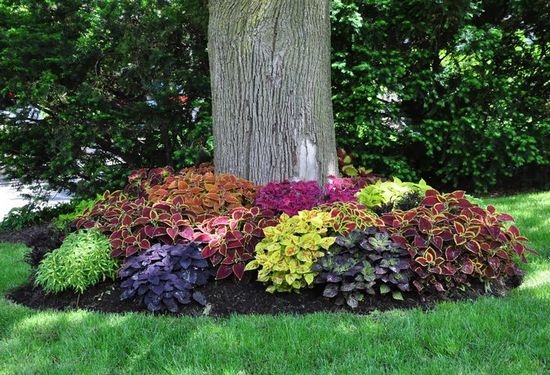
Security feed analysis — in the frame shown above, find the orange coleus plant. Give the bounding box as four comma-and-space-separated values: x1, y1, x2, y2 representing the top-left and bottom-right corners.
382, 190, 536, 293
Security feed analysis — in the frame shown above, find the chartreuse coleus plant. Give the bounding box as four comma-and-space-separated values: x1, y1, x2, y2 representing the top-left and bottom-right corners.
356, 177, 431, 209
312, 228, 412, 308
119, 243, 211, 313
35, 229, 119, 294
383, 190, 536, 293
76, 191, 197, 257
194, 207, 278, 280
245, 210, 335, 293
254, 180, 324, 216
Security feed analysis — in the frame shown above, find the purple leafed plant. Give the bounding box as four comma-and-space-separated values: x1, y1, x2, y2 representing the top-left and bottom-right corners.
119, 242, 212, 312
254, 180, 323, 216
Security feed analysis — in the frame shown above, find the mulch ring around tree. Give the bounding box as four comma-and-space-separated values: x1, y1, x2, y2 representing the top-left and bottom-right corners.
1, 225, 521, 318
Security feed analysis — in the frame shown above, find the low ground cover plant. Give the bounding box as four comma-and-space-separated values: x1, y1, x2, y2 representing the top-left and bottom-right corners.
119, 242, 210, 312
313, 228, 412, 308
34, 229, 119, 294
31, 166, 535, 312
245, 210, 336, 293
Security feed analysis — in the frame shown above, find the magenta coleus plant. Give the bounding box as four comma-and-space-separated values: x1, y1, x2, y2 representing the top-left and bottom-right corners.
324, 176, 371, 204
254, 180, 323, 216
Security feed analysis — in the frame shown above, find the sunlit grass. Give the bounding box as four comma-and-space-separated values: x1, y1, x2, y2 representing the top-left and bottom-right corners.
0, 192, 549, 374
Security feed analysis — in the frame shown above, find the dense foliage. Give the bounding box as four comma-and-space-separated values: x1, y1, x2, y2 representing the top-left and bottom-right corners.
34, 229, 118, 293
0, 0, 210, 196
331, 0, 549, 192
17, 166, 535, 312
1, 0, 547, 197
245, 210, 336, 293
119, 242, 210, 312
313, 228, 411, 308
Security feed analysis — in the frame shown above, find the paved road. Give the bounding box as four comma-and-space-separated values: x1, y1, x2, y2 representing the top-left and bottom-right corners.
0, 176, 71, 220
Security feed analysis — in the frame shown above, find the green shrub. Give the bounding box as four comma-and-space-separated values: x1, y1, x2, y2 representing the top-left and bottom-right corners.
0, 201, 73, 232
34, 229, 119, 294
245, 210, 335, 293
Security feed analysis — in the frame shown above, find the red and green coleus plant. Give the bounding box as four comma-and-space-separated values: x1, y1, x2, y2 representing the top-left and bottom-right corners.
254, 180, 324, 216
382, 190, 537, 293
75, 166, 258, 258
194, 206, 279, 280
124, 166, 176, 198
119, 242, 211, 313
75, 191, 198, 257
317, 201, 384, 236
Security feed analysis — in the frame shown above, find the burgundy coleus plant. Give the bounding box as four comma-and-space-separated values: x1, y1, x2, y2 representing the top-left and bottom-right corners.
254, 180, 323, 216
75, 191, 198, 258
194, 206, 278, 280
382, 189, 536, 292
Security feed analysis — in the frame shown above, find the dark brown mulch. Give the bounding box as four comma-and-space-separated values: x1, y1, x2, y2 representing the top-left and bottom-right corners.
1, 225, 520, 318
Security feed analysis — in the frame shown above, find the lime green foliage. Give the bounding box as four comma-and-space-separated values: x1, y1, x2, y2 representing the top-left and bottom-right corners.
356, 177, 431, 208
35, 229, 119, 294
53, 196, 100, 230
245, 210, 335, 293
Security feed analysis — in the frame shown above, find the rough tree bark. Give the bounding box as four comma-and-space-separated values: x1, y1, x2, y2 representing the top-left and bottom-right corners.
208, 0, 338, 186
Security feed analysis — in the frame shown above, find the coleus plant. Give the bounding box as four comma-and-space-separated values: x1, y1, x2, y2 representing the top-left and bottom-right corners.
245, 209, 335, 293
145, 169, 257, 217
382, 190, 536, 293
125, 166, 176, 198
254, 180, 323, 216
75, 191, 197, 257
324, 176, 374, 204
317, 201, 384, 236
356, 177, 431, 209
313, 228, 411, 308
119, 243, 211, 313
194, 206, 279, 280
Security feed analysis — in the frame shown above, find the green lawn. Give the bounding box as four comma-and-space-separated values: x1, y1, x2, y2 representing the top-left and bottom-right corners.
0, 192, 549, 374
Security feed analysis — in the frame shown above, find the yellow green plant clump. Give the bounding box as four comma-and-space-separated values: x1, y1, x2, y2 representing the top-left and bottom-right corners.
245, 210, 335, 293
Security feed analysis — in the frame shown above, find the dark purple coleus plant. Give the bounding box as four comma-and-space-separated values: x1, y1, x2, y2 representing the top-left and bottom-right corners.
119, 242, 212, 312
254, 180, 323, 216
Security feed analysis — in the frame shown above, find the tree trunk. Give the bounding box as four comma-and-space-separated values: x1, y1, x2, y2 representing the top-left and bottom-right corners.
208, 0, 337, 186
